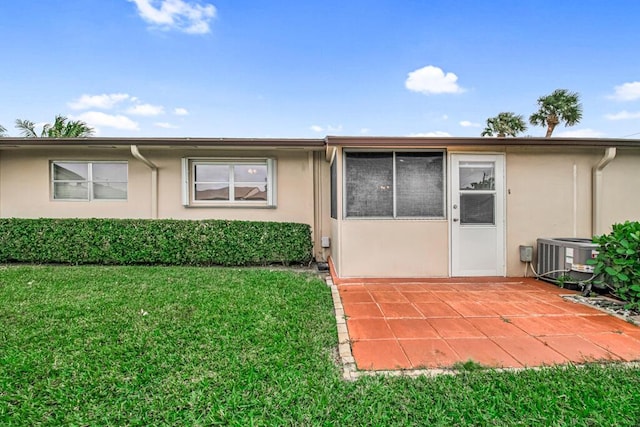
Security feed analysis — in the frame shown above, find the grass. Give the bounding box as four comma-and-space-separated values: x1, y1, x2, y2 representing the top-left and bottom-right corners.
1, 265, 640, 426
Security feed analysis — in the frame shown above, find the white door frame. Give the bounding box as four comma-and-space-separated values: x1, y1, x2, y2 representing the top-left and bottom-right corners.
449, 153, 506, 277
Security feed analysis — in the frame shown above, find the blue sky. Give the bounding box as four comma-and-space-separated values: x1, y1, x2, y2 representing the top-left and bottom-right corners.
1, 0, 639, 138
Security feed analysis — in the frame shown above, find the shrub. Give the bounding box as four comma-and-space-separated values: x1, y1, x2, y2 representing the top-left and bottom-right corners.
589, 221, 640, 309
0, 218, 313, 266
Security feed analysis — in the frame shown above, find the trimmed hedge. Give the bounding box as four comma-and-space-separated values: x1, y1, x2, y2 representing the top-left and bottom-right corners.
0, 218, 313, 266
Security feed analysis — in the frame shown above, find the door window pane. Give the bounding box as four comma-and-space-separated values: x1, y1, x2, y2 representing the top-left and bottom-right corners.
459, 162, 495, 190
460, 193, 495, 224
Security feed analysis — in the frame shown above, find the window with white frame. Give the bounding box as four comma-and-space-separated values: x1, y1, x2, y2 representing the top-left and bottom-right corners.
182, 158, 276, 206
51, 161, 128, 201
344, 151, 444, 218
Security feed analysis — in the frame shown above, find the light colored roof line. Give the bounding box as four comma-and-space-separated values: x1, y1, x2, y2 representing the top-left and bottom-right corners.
325, 136, 640, 147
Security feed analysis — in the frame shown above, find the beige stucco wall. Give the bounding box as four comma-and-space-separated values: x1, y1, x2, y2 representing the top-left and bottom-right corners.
337, 219, 449, 278
504, 147, 640, 276
0, 148, 152, 218
600, 149, 640, 226
0, 146, 318, 230
505, 147, 599, 276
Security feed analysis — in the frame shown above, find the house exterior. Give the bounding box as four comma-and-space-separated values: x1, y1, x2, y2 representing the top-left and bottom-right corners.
1, 136, 639, 279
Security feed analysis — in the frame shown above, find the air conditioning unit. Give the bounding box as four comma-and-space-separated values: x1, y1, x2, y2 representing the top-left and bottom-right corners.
536, 238, 598, 283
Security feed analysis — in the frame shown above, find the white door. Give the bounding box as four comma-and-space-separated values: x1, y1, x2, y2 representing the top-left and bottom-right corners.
450, 154, 505, 276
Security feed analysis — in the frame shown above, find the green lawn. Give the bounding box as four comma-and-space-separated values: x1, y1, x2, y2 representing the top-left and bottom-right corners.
1, 265, 640, 426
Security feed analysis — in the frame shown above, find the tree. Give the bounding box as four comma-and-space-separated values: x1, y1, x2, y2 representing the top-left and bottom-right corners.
481, 112, 527, 137
15, 115, 94, 138
529, 89, 582, 138
0, 124, 6, 137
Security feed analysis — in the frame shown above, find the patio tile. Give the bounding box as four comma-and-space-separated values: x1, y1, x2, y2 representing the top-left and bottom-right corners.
546, 300, 607, 315
507, 316, 574, 336
427, 318, 485, 338
339, 291, 374, 304
581, 333, 640, 361
511, 301, 569, 315
346, 319, 394, 340
343, 303, 384, 318
414, 302, 461, 318
445, 338, 522, 368
378, 303, 424, 318
539, 335, 622, 363
336, 277, 640, 372
351, 340, 411, 370
364, 284, 401, 292
387, 319, 439, 339
399, 339, 461, 369
491, 336, 569, 367
486, 302, 534, 316
337, 284, 367, 292
543, 315, 607, 334
369, 291, 410, 303
446, 301, 500, 317
419, 283, 456, 292
430, 291, 475, 302
466, 317, 530, 337
401, 291, 439, 303
579, 314, 640, 334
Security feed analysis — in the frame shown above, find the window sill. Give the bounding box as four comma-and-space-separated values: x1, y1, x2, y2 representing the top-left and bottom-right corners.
184, 203, 276, 209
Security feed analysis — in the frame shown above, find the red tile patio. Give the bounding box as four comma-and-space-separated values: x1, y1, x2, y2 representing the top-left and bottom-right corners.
335, 276, 640, 371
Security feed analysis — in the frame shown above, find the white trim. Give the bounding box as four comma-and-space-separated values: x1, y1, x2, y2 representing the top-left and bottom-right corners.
181, 157, 276, 208
342, 149, 446, 220
51, 161, 128, 202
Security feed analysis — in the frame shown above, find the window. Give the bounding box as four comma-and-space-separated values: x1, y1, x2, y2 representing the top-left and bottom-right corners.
51, 161, 127, 201
182, 158, 276, 206
344, 151, 444, 218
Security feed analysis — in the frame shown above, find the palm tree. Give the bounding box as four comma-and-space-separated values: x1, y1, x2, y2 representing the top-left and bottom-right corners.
0, 124, 7, 137
15, 115, 94, 138
529, 89, 583, 138
481, 112, 527, 137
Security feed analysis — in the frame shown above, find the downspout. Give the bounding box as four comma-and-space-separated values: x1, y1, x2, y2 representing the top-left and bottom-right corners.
592, 147, 616, 236
131, 145, 158, 219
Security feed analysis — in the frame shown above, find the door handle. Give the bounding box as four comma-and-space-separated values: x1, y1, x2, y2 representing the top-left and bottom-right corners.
453, 218, 459, 222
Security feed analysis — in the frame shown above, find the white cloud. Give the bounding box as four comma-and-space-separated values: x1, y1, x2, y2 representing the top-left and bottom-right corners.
405, 65, 465, 95
459, 120, 480, 127
360, 128, 370, 134
127, 103, 165, 116
555, 128, 605, 138
75, 111, 140, 131
604, 110, 640, 120
309, 124, 343, 133
154, 122, 179, 129
128, 0, 217, 34
68, 93, 130, 110
174, 107, 189, 116
408, 131, 452, 137
608, 82, 640, 101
